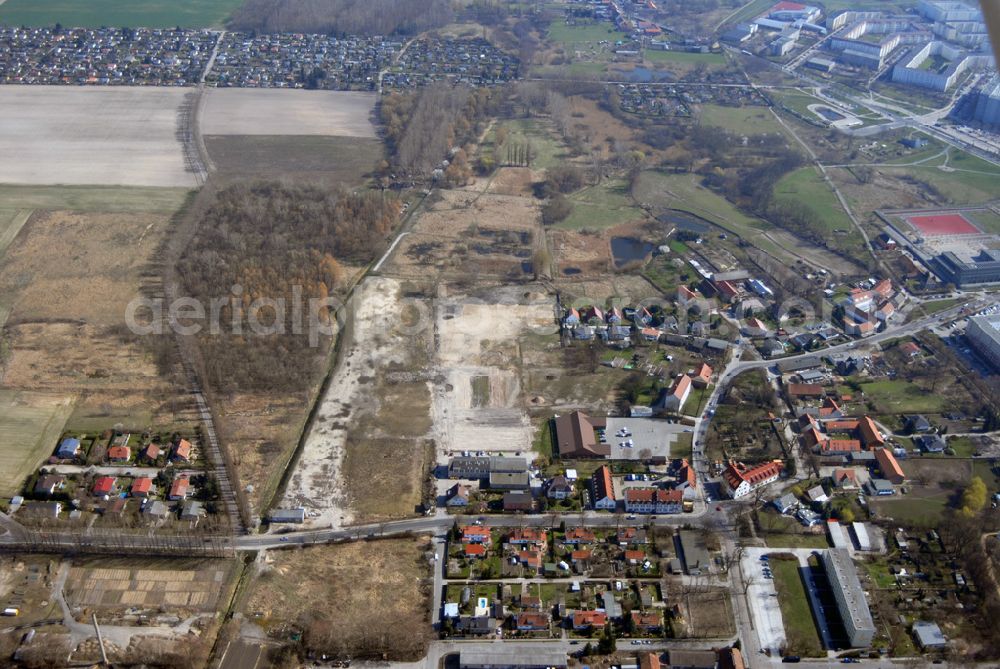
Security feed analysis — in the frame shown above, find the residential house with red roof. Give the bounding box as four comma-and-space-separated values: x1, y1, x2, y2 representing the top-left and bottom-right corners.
661, 374, 691, 412
691, 363, 713, 389
92, 476, 116, 497
640, 652, 663, 669
875, 448, 905, 484
513, 612, 550, 631
563, 527, 596, 545
590, 465, 617, 511
722, 460, 783, 499
859, 416, 884, 448
168, 477, 191, 501
107, 445, 130, 463
624, 488, 683, 514
172, 439, 192, 462
461, 525, 492, 545
465, 543, 487, 558
572, 610, 608, 630
139, 443, 161, 463
130, 477, 153, 498
507, 528, 547, 548
631, 611, 663, 632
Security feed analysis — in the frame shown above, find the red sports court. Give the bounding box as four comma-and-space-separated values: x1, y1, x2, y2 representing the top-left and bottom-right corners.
906, 213, 981, 236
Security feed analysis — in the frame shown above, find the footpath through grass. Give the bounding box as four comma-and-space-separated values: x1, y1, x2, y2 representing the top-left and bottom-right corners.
770, 556, 825, 657
0, 0, 243, 28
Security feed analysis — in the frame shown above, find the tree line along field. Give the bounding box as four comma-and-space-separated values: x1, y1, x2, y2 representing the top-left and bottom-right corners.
0, 0, 244, 28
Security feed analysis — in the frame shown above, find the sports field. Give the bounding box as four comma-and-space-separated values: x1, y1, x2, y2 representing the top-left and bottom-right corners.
906, 212, 981, 236
0, 390, 75, 498
0, 0, 242, 29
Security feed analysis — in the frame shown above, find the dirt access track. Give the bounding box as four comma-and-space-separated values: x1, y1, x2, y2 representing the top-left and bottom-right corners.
0, 86, 199, 187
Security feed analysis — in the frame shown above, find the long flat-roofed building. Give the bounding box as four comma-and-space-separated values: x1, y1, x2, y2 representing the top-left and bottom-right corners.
967, 315, 1000, 370
822, 548, 875, 647
460, 649, 568, 669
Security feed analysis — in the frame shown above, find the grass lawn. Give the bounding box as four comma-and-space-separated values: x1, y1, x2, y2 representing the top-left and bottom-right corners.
547, 20, 628, 46
863, 561, 897, 589
645, 49, 726, 66
0, 185, 192, 214
725, 0, 778, 25
969, 208, 1000, 235
858, 379, 946, 414
772, 167, 855, 237
0, 209, 32, 259
870, 493, 951, 525
770, 557, 825, 657
0, 390, 75, 498
698, 104, 789, 137
490, 119, 568, 171
764, 533, 830, 549
673, 433, 693, 460
558, 179, 644, 230
631, 170, 796, 262
0, 0, 243, 28
880, 150, 1000, 203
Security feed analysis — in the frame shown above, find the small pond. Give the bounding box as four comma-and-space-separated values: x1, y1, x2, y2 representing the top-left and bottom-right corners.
611, 236, 655, 268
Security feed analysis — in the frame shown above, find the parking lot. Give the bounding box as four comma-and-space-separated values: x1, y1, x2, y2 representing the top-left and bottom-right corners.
740, 547, 787, 655
604, 417, 682, 460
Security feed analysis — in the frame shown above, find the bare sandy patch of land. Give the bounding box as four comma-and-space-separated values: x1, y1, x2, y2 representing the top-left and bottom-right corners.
432, 292, 555, 463
0, 86, 198, 187
200, 89, 377, 137
280, 276, 426, 528
245, 538, 432, 660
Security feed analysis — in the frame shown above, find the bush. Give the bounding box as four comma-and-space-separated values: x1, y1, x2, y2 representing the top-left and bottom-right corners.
541, 194, 573, 226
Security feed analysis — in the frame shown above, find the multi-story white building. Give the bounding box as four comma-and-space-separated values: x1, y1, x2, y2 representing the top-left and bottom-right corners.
892, 41, 994, 91
721, 460, 783, 499
623, 488, 683, 514
974, 76, 1000, 125
967, 315, 1000, 370
822, 548, 876, 647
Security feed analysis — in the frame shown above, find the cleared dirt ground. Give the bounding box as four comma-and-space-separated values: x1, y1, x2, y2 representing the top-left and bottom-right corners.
0, 86, 198, 187
280, 276, 432, 527
245, 538, 432, 660
200, 89, 377, 137
431, 291, 555, 463
390, 180, 541, 281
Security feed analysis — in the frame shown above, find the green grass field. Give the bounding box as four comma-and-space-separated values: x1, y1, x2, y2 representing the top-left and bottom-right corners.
0, 209, 32, 259
645, 49, 726, 66
632, 170, 796, 262
870, 493, 951, 526
769, 556, 825, 657
969, 209, 1000, 235
698, 104, 789, 137
773, 168, 854, 234
0, 185, 192, 214
881, 155, 1000, 204
489, 119, 568, 171
558, 179, 643, 230
0, 390, 75, 498
858, 379, 946, 414
547, 20, 628, 46
0, 0, 243, 28
724, 0, 776, 26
